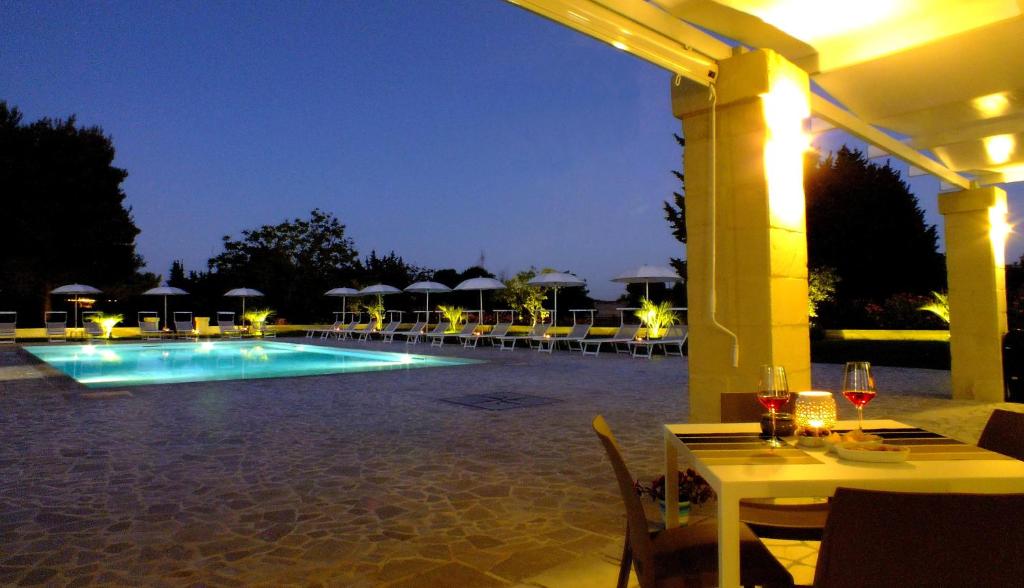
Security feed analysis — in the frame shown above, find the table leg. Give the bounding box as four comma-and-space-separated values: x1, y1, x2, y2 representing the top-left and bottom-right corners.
717, 489, 741, 588
663, 429, 679, 528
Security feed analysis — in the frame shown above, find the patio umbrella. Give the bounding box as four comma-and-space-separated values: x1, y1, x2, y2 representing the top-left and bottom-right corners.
528, 272, 585, 327
142, 284, 189, 329
357, 284, 402, 296
612, 264, 683, 299
51, 283, 102, 328
453, 277, 505, 324
224, 287, 264, 320
324, 287, 359, 321
405, 281, 451, 319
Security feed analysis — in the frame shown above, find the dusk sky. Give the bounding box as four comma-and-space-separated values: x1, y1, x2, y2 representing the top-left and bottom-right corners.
3, 1, 1021, 300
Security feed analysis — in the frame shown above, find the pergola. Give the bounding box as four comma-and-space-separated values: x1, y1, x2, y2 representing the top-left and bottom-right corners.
507, 0, 1023, 414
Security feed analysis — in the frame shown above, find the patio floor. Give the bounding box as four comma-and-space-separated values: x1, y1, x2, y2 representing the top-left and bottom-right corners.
0, 338, 1018, 587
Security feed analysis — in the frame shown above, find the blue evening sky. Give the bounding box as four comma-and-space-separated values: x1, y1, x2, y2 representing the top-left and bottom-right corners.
3, 1, 1021, 300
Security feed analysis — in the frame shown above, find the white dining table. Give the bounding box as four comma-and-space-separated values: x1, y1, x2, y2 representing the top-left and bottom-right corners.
663, 419, 1024, 588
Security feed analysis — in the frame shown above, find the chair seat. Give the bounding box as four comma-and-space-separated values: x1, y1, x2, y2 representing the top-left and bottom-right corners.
740, 499, 829, 541
651, 522, 794, 587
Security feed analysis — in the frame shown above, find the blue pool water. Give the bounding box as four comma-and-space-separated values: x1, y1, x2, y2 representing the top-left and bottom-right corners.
26, 341, 479, 388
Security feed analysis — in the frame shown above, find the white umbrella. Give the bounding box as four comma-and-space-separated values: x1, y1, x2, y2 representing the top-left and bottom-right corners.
528, 272, 585, 327
358, 284, 402, 296
51, 283, 102, 328
612, 264, 683, 299
224, 287, 265, 320
142, 284, 189, 329
325, 287, 360, 321
405, 281, 451, 318
453, 277, 505, 324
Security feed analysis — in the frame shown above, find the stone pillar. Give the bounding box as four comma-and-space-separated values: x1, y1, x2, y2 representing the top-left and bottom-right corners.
671, 49, 812, 422
938, 187, 1009, 401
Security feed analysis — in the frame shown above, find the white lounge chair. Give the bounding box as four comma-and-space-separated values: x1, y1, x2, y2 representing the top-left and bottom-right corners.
320, 319, 355, 340
261, 324, 277, 338
45, 311, 67, 342
138, 311, 163, 340
629, 325, 688, 358
410, 321, 448, 345
562, 323, 592, 352
463, 322, 511, 348
345, 318, 377, 341
174, 312, 196, 340
217, 312, 242, 339
384, 321, 424, 343
372, 320, 401, 341
534, 322, 590, 353
580, 324, 640, 357
82, 312, 104, 341
0, 312, 16, 344
308, 319, 341, 338
430, 322, 477, 347
495, 322, 549, 351
358, 318, 383, 341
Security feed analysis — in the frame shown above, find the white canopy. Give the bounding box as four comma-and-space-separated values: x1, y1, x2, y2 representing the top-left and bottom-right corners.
50, 283, 101, 328
612, 265, 683, 298
454, 277, 506, 323
405, 281, 452, 317
527, 272, 585, 327
143, 285, 189, 328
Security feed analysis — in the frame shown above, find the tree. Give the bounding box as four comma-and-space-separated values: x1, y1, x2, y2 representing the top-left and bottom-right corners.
205, 209, 360, 322
0, 102, 149, 323
806, 147, 945, 306
498, 269, 548, 325
662, 134, 688, 283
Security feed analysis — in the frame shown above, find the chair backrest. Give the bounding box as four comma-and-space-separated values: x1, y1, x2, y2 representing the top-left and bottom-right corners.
978, 409, 1024, 461
381, 321, 401, 334
429, 321, 450, 335
489, 322, 512, 337
664, 325, 687, 340
0, 311, 15, 327
459, 322, 479, 335
217, 312, 235, 327
406, 321, 426, 334
566, 323, 589, 339
530, 323, 550, 337
591, 416, 658, 587
814, 487, 1024, 587
720, 392, 776, 423
82, 313, 103, 335
44, 311, 67, 331
173, 311, 193, 330
138, 312, 159, 329
616, 323, 640, 339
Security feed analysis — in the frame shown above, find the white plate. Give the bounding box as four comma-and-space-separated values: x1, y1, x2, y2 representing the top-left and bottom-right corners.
835, 443, 910, 463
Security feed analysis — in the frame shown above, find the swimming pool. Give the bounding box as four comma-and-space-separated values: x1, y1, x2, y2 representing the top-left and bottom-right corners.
26, 341, 479, 388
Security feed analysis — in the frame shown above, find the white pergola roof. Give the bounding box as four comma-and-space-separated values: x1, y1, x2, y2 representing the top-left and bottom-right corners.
510, 0, 1024, 186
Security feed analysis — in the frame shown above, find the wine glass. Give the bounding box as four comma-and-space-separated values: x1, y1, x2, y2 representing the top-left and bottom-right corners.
757, 365, 790, 448
842, 361, 876, 430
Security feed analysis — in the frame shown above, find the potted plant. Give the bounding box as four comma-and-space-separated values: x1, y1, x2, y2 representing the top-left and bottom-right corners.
634, 298, 680, 339
634, 468, 713, 526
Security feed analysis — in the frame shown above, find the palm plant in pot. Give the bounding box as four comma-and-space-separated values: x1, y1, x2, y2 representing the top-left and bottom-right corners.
634, 468, 713, 526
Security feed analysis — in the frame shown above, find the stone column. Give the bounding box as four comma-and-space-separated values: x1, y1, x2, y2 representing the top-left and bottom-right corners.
671, 49, 812, 422
938, 186, 1009, 401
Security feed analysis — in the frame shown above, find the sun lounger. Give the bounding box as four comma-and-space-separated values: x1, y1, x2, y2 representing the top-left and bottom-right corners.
562, 323, 591, 352
495, 322, 549, 351
533, 323, 590, 353
82, 312, 104, 341
463, 322, 511, 348
431, 322, 478, 347
358, 318, 383, 341
369, 320, 400, 341
580, 324, 640, 357
629, 325, 688, 358
403, 321, 446, 345
174, 312, 196, 340
261, 324, 277, 338
137, 312, 162, 340
217, 312, 242, 339
0, 312, 16, 344
383, 321, 422, 343
321, 320, 355, 340
345, 319, 377, 341
308, 320, 341, 338
45, 311, 67, 342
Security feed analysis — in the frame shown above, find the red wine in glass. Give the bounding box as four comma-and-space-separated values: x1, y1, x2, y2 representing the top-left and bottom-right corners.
842, 361, 876, 430
758, 395, 791, 412
757, 365, 789, 448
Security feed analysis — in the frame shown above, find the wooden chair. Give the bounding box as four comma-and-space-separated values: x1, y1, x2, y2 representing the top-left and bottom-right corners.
592, 416, 793, 588
720, 393, 830, 540
978, 408, 1024, 460
813, 487, 1024, 587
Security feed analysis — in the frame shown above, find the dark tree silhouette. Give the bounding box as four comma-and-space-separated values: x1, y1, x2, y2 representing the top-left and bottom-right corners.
0, 102, 149, 324
662, 134, 688, 285
805, 147, 945, 305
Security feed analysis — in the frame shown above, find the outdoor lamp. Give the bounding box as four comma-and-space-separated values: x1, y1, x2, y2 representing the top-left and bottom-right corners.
794, 391, 837, 439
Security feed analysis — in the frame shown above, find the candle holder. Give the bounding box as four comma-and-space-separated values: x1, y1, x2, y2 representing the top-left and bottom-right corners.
794, 391, 837, 447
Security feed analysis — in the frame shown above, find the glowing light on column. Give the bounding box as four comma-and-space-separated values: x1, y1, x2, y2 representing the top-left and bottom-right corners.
762, 77, 811, 229
989, 198, 1011, 266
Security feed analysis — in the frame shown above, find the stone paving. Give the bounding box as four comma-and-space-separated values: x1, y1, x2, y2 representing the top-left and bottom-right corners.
0, 338, 1019, 587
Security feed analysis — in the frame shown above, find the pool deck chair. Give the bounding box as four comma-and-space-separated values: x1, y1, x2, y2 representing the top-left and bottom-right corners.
174, 312, 196, 340
309, 319, 342, 338
323, 320, 355, 340
580, 324, 640, 357
358, 318, 383, 341
561, 323, 591, 352
405, 321, 447, 345
383, 321, 422, 343
0, 312, 16, 344
431, 322, 477, 347
348, 318, 377, 341
457, 323, 488, 348
370, 320, 400, 341
495, 322, 548, 351
466, 322, 511, 348
82, 312, 104, 341
629, 325, 689, 359
261, 324, 277, 338
138, 312, 163, 340
217, 312, 242, 339
535, 323, 590, 353
45, 311, 68, 342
